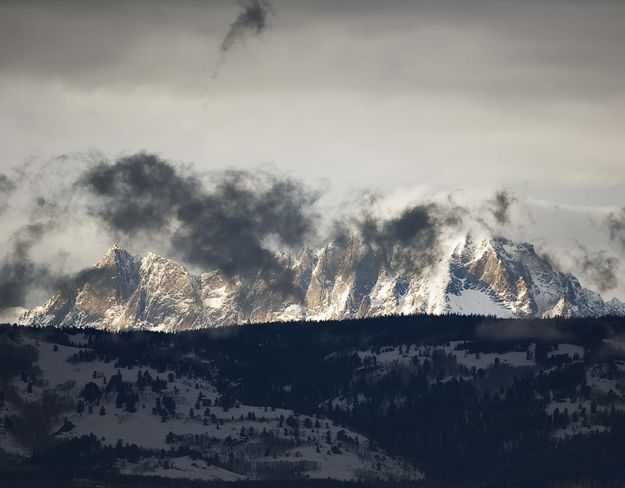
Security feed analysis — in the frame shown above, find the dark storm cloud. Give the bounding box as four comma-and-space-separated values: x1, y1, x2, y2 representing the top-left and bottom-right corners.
578, 246, 619, 292
171, 170, 318, 276
607, 209, 625, 251
489, 190, 517, 225
212, 0, 274, 78
359, 204, 446, 250
79, 153, 201, 235
0, 222, 54, 308
0, 163, 80, 308
334, 198, 465, 268
78, 153, 319, 286
220, 0, 273, 53
0, 152, 321, 307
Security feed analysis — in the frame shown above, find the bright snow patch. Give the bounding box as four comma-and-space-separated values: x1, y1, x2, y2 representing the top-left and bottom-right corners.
447, 289, 514, 318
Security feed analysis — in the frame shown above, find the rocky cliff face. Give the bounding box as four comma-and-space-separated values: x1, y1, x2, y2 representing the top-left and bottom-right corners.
25, 234, 625, 331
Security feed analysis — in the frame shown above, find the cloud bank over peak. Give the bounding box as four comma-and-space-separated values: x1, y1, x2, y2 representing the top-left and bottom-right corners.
0, 152, 623, 310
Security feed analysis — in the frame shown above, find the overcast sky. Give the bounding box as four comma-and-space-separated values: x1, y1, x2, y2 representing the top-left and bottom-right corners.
1, 0, 625, 303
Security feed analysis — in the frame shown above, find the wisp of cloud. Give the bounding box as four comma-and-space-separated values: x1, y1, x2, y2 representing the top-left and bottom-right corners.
213, 0, 273, 78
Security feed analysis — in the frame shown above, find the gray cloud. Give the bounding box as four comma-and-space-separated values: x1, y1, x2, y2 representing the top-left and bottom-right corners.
213, 0, 274, 78
78, 153, 201, 235
0, 151, 471, 307
359, 204, 459, 250
607, 209, 625, 251
0, 222, 55, 308
78, 153, 319, 294
578, 245, 619, 293
1, 149, 624, 310
333, 198, 465, 269
489, 190, 517, 225
221, 0, 272, 53
0, 159, 91, 308
0, 174, 15, 214
0, 174, 15, 194
0, 152, 324, 306
0, 152, 322, 306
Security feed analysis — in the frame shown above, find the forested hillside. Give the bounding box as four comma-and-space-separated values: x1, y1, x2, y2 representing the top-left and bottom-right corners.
2, 314, 625, 487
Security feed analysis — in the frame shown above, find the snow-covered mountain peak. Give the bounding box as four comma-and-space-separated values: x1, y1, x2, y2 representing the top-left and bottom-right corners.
607, 297, 625, 316
95, 244, 134, 269
22, 232, 625, 331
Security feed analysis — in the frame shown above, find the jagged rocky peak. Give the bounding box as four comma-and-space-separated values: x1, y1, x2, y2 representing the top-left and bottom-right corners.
117, 252, 204, 332
606, 297, 625, 316
445, 234, 611, 319
96, 244, 131, 267
28, 245, 138, 328
200, 269, 241, 325
304, 234, 380, 321
23, 233, 625, 331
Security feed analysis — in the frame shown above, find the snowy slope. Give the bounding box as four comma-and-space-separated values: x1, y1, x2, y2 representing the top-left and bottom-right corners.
0, 334, 422, 482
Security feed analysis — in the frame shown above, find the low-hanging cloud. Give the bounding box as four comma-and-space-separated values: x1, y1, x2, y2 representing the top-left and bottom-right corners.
78, 153, 201, 235
578, 245, 619, 293
0, 152, 324, 308
362, 204, 461, 249
607, 209, 625, 251
1, 150, 623, 311
0, 154, 311, 307
78, 153, 320, 285
0, 222, 55, 308
489, 190, 517, 225
332, 198, 465, 270
0, 165, 79, 308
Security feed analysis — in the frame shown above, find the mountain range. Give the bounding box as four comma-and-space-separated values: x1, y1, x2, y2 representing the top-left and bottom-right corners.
15, 233, 624, 332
